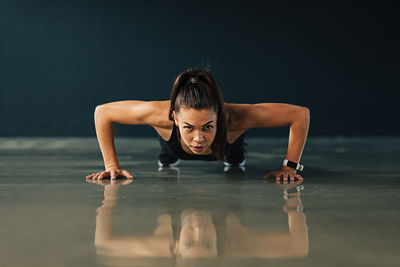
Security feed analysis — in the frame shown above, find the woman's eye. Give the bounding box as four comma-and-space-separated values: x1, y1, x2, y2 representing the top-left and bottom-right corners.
184, 126, 193, 130
204, 125, 213, 130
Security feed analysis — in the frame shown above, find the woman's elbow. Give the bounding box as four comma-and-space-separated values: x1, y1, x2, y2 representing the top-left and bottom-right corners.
94, 105, 103, 118
292, 106, 310, 128
297, 106, 310, 124
94, 104, 109, 123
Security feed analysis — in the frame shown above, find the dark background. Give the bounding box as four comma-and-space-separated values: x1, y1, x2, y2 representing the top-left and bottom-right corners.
1, 0, 399, 137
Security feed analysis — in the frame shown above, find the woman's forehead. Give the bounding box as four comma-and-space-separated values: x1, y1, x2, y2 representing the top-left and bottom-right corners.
176, 108, 217, 122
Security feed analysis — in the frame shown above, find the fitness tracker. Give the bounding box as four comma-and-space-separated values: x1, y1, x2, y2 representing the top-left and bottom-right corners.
282, 159, 304, 172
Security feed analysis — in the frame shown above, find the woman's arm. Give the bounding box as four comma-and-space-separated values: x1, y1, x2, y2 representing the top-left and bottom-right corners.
227, 103, 310, 181
86, 100, 170, 180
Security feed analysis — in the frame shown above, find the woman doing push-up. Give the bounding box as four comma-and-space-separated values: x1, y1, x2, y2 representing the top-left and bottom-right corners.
86, 68, 310, 182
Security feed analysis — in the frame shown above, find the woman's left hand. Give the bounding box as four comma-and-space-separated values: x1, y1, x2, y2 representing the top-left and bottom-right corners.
264, 166, 303, 183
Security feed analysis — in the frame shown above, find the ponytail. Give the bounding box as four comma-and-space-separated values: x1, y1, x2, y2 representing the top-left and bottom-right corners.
169, 68, 227, 161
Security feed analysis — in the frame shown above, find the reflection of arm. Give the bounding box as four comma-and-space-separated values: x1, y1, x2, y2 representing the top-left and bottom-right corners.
94, 184, 174, 258
286, 198, 309, 257
226, 195, 308, 258
95, 185, 119, 246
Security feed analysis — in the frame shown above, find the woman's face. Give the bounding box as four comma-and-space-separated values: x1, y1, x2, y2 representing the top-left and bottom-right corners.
176, 210, 218, 258
173, 107, 217, 155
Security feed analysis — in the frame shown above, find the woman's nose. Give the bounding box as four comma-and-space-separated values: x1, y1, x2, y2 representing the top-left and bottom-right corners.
193, 132, 205, 142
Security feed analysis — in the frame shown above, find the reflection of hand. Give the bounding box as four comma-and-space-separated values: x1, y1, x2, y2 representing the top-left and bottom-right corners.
283, 196, 303, 213
86, 178, 133, 186
281, 184, 304, 191
282, 184, 303, 199
264, 166, 303, 183
86, 167, 133, 180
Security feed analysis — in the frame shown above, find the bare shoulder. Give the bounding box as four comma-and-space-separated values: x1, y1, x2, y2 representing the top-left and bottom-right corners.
122, 100, 174, 140
224, 103, 254, 143
143, 100, 174, 140
139, 100, 172, 128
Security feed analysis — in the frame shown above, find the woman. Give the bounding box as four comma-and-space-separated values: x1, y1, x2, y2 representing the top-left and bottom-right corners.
86, 68, 310, 182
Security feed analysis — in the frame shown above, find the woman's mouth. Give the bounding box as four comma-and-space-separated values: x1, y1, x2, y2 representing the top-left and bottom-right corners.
191, 146, 205, 153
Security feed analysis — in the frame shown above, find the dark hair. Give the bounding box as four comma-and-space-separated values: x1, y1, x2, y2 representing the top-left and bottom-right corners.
169, 68, 227, 161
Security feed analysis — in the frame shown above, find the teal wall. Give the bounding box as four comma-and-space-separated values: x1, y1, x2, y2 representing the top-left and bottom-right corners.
1, 1, 399, 136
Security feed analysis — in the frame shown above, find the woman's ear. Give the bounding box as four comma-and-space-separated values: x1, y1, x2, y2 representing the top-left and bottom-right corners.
173, 111, 179, 126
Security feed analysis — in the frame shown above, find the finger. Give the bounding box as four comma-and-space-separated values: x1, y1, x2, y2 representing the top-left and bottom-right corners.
289, 173, 295, 181
295, 174, 304, 181
122, 170, 133, 179
92, 173, 100, 180
98, 172, 108, 180
111, 171, 117, 180
283, 173, 288, 181
87, 173, 99, 179
121, 170, 133, 179
95, 172, 105, 180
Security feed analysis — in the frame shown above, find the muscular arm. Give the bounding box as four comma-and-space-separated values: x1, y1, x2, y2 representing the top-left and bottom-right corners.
252, 103, 310, 163
227, 103, 310, 179
88, 100, 170, 179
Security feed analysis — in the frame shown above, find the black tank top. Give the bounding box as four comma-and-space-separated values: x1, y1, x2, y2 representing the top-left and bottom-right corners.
158, 124, 244, 161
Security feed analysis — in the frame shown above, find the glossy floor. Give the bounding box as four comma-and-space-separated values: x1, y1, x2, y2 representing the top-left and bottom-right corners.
0, 137, 399, 267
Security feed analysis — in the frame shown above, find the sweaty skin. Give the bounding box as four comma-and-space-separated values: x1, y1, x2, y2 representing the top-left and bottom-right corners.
86, 101, 310, 182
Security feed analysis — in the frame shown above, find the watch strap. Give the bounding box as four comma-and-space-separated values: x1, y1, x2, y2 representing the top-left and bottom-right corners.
282, 159, 304, 172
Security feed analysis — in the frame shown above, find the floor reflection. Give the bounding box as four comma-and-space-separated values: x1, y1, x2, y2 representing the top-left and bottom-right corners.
88, 178, 308, 266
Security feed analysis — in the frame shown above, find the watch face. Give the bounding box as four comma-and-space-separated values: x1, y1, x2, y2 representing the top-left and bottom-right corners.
286, 160, 298, 169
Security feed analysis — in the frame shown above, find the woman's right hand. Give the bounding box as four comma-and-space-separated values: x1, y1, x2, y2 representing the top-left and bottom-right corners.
86, 167, 133, 180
